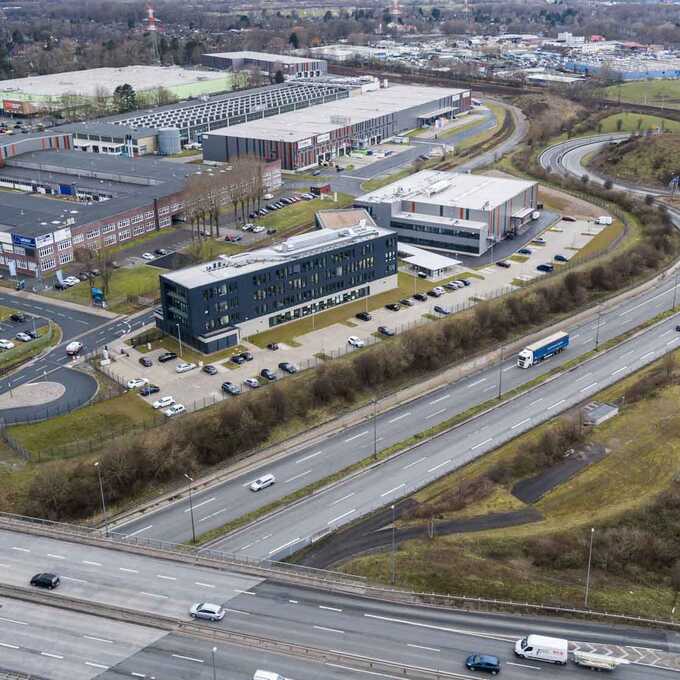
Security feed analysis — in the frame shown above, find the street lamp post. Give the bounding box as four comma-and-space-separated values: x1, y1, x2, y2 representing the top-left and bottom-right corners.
94, 461, 109, 537
211, 646, 217, 680
497, 346, 504, 400
176, 323, 183, 358
184, 473, 196, 544
594, 309, 603, 351
391, 504, 396, 586
373, 396, 378, 460
585, 527, 595, 608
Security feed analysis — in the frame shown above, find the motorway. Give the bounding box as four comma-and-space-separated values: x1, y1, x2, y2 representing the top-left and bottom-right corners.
0, 528, 677, 680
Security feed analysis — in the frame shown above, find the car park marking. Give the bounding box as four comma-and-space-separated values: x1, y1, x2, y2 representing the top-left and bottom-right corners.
331, 492, 355, 506
328, 509, 356, 525
183, 497, 215, 513
506, 662, 541, 670
381, 483, 405, 497
425, 408, 447, 419
345, 430, 369, 442
284, 469, 312, 484
388, 412, 411, 423
172, 655, 205, 663
296, 450, 324, 464
408, 643, 440, 652
427, 459, 451, 473
472, 438, 493, 450
125, 525, 153, 538
429, 393, 450, 405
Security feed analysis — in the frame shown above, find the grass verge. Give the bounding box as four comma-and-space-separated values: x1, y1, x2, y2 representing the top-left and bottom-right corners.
0, 322, 61, 375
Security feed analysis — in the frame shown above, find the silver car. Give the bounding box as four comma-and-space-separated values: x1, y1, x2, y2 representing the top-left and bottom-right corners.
190, 602, 225, 621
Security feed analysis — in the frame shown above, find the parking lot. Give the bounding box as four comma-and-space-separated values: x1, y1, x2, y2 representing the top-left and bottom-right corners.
104, 216, 608, 415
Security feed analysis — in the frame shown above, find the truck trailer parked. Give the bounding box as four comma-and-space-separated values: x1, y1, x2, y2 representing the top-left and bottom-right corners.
573, 650, 629, 671
517, 331, 569, 368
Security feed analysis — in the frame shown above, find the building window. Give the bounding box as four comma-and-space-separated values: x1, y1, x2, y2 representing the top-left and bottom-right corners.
118, 228, 131, 241
103, 234, 117, 246
133, 224, 145, 236
72, 233, 85, 245
38, 245, 54, 257
102, 223, 116, 234
86, 228, 100, 240
159, 217, 171, 227
57, 239, 72, 251
58, 253, 73, 265
144, 211, 154, 219
117, 218, 130, 228
40, 258, 56, 271
131, 213, 143, 224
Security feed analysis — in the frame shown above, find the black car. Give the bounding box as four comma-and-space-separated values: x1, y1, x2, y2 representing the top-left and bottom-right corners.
434, 305, 450, 316
465, 654, 500, 675
554, 254, 568, 262
399, 298, 414, 307
9, 312, 25, 322
231, 354, 246, 365
267, 229, 277, 235
139, 384, 160, 396
267, 343, 279, 351
356, 311, 372, 321
461, 279, 471, 287
240, 351, 254, 362
261, 368, 277, 381
26, 329, 38, 339
249, 212, 258, 219
427, 289, 442, 298
158, 351, 177, 363
278, 362, 298, 374
385, 303, 401, 312
154, 248, 168, 256
536, 263, 554, 273
139, 357, 153, 367
202, 364, 218, 375
676, 325, 680, 332
377, 326, 395, 337
496, 260, 511, 268
413, 293, 428, 302
30, 573, 60, 590
221, 381, 241, 395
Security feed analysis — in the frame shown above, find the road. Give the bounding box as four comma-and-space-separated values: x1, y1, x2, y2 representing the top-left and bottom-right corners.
0, 527, 678, 680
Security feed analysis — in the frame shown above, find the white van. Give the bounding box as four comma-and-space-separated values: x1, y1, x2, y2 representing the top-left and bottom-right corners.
595, 216, 613, 225
514, 635, 568, 664
253, 671, 285, 680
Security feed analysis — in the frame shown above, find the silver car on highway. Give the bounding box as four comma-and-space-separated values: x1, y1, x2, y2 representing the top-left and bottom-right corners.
189, 602, 225, 621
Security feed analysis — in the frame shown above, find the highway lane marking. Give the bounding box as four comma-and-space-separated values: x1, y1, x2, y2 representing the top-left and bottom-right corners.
580, 382, 598, 392
41, 652, 63, 659
289, 600, 299, 604
238, 543, 254, 551
425, 408, 447, 419
621, 288, 670, 316
328, 509, 356, 525
85, 662, 109, 670
119, 567, 139, 573
62, 576, 88, 584
502, 366, 513, 372
468, 378, 486, 388
125, 525, 153, 538
140, 592, 168, 599
511, 418, 531, 430
183, 497, 215, 513
429, 394, 449, 405
11, 547, 29, 552
199, 507, 228, 522
506, 662, 541, 670
582, 336, 592, 343
233, 589, 256, 595
529, 398, 543, 406
195, 582, 215, 588
547, 399, 565, 410
284, 469, 312, 484
428, 459, 452, 473
268, 537, 301, 555
388, 412, 411, 423
314, 625, 344, 634
641, 351, 655, 362
345, 430, 369, 443
326, 663, 417, 679
571, 333, 580, 339
620, 350, 634, 359
82, 560, 102, 566
403, 457, 427, 470
472, 438, 493, 450
131, 674, 147, 678
83, 636, 113, 644
381, 483, 405, 497
612, 366, 628, 375
661, 329, 673, 337
223, 607, 251, 616
331, 492, 355, 506
296, 450, 324, 464
668, 338, 680, 346
0, 617, 27, 626
408, 643, 440, 652
575, 374, 591, 382
319, 605, 343, 612
156, 575, 176, 581
0, 642, 19, 649
483, 384, 496, 392
47, 554, 65, 560
171, 655, 203, 664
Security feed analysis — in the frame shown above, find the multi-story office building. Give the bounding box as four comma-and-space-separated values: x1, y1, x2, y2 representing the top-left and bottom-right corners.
157, 224, 398, 353
355, 170, 538, 256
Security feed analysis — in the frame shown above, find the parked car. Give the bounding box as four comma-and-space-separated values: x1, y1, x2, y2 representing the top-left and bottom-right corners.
30, 573, 60, 590
261, 368, 277, 381
434, 305, 450, 315
127, 378, 149, 390
413, 293, 428, 302
242, 223, 256, 232
399, 298, 414, 306
385, 303, 401, 311
175, 362, 197, 374
461, 279, 471, 287
248, 212, 258, 219
249, 473, 275, 492
266, 229, 277, 235
240, 351, 254, 362
266, 343, 279, 351
141, 252, 155, 261
561, 215, 577, 222
154, 248, 168, 256
554, 254, 568, 262
244, 377, 260, 389
348, 335, 365, 348
355, 311, 372, 321
252, 226, 266, 234
25, 330, 38, 339
153, 396, 175, 410
202, 364, 218, 375
465, 654, 501, 675
225, 234, 242, 242
190, 602, 225, 621
496, 260, 511, 268
536, 263, 554, 273
278, 362, 298, 374
231, 354, 246, 365
518, 248, 532, 255
164, 404, 186, 417
532, 236, 546, 245
139, 357, 153, 367
65, 341, 83, 355
221, 381, 241, 395
158, 351, 177, 363
15, 332, 32, 342
0, 339, 15, 350
444, 282, 460, 290
378, 326, 395, 337
9, 312, 25, 322
139, 384, 160, 396
63, 276, 80, 287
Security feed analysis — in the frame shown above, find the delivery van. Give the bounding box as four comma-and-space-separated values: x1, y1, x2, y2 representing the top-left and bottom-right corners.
514, 634, 568, 664
253, 672, 285, 680
595, 216, 613, 225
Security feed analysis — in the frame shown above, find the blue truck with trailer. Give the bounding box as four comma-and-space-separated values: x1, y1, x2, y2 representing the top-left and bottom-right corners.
517, 331, 569, 368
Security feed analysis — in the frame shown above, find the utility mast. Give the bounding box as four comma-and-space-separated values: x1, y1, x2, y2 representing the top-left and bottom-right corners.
144, 3, 161, 64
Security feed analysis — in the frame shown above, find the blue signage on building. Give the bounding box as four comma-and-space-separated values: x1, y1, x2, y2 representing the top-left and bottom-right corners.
12, 234, 36, 248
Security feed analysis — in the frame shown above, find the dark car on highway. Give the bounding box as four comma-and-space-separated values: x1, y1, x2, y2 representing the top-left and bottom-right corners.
139, 384, 160, 396
465, 654, 500, 675
261, 368, 277, 381
9, 312, 25, 322
158, 351, 177, 363
30, 573, 60, 590
139, 357, 152, 367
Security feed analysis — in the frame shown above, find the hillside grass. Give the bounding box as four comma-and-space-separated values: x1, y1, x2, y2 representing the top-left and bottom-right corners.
597, 112, 680, 134
602, 80, 680, 110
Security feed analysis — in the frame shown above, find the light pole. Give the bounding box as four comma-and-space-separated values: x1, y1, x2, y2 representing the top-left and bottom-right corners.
373, 396, 378, 460
594, 309, 603, 351
673, 268, 679, 310
176, 323, 183, 358
391, 504, 396, 586
184, 473, 196, 544
497, 346, 504, 400
585, 527, 595, 608
211, 646, 217, 680
94, 461, 109, 537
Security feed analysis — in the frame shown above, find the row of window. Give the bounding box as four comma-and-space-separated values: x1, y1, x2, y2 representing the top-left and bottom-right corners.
392, 220, 481, 241
268, 287, 369, 328
399, 235, 481, 255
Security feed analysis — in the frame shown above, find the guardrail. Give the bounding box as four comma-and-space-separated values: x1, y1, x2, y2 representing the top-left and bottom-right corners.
0, 583, 469, 680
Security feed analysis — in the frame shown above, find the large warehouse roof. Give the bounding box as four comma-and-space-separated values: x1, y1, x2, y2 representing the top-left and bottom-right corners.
205, 84, 468, 143
358, 170, 536, 211
204, 51, 319, 65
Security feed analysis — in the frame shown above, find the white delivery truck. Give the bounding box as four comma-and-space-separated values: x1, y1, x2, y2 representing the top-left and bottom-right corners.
595, 216, 613, 225
514, 635, 568, 664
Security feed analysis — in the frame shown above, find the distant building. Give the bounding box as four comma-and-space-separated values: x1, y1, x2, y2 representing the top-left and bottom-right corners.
355, 170, 538, 257
202, 51, 327, 79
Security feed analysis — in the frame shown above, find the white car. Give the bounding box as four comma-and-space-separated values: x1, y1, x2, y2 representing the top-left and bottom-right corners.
141, 252, 155, 261
175, 362, 197, 374
432, 286, 446, 296
252, 226, 266, 234
153, 396, 175, 410
348, 335, 365, 348
263, 193, 274, 200
249, 473, 275, 492
242, 223, 256, 232
0, 339, 14, 350
15, 332, 32, 342
65, 341, 83, 355
63, 276, 80, 287
127, 378, 149, 390
190, 602, 225, 621
244, 377, 260, 389
164, 403, 186, 417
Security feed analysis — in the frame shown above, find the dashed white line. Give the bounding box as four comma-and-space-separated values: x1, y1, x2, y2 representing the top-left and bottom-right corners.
575, 374, 591, 383
314, 625, 345, 634
425, 408, 447, 419
140, 592, 168, 599
172, 655, 204, 663
502, 366, 513, 372
131, 673, 147, 678
0, 642, 19, 649
284, 469, 312, 484
41, 652, 64, 659
0, 617, 27, 626
529, 398, 543, 406
268, 537, 301, 555
195, 582, 215, 588
83, 560, 102, 567
11, 547, 29, 552
403, 457, 427, 470
125, 525, 152, 538
331, 492, 355, 506
83, 636, 113, 644
407, 643, 440, 652
328, 508, 356, 525
319, 605, 343, 612
547, 399, 565, 410
156, 575, 176, 581
472, 438, 493, 450
388, 412, 411, 423
198, 507, 227, 523
661, 330, 673, 337
612, 366, 628, 375
511, 418, 531, 430
183, 497, 215, 513
296, 450, 324, 464
62, 576, 87, 584
238, 542, 254, 551
427, 459, 452, 473
580, 382, 598, 392
429, 394, 449, 405
468, 378, 486, 388
506, 662, 541, 670
345, 430, 369, 442
47, 554, 65, 560
381, 483, 405, 497
641, 351, 655, 362
119, 567, 139, 574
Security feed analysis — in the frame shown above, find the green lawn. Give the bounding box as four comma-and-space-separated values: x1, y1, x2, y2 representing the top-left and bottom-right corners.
435, 112, 490, 141
453, 103, 507, 151
0, 323, 60, 373
8, 392, 156, 461
597, 112, 680, 134
255, 193, 354, 235
107, 226, 181, 258
0, 305, 16, 321
602, 80, 680, 111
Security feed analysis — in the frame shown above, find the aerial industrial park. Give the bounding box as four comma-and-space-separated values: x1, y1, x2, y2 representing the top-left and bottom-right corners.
0, 1, 680, 679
